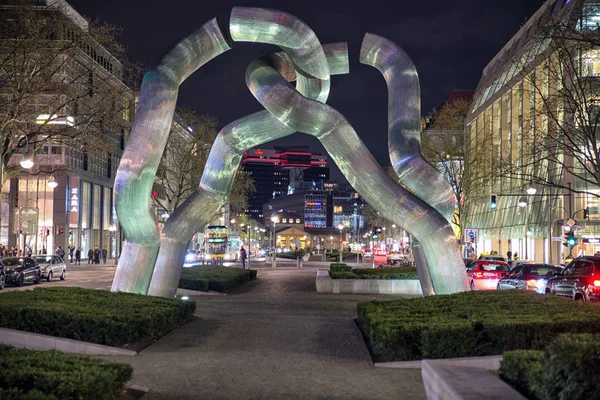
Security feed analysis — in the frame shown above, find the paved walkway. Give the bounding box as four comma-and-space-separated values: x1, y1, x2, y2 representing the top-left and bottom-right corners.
107, 267, 425, 399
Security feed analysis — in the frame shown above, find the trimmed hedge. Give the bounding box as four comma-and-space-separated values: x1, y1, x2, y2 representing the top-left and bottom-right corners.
179, 266, 257, 292
357, 290, 600, 361
332, 267, 418, 280
330, 263, 352, 273
0, 287, 195, 347
0, 345, 133, 399
500, 334, 600, 400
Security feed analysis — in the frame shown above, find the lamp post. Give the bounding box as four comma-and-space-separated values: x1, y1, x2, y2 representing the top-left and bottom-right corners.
247, 225, 252, 268
329, 236, 333, 252
271, 216, 279, 268
337, 223, 343, 263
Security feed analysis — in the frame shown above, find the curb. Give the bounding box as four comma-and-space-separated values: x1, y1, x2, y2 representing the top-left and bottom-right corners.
0, 327, 136, 356
421, 359, 526, 400
374, 355, 502, 370
176, 288, 227, 296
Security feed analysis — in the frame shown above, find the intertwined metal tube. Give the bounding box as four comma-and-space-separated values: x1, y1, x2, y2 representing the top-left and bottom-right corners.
113, 7, 468, 297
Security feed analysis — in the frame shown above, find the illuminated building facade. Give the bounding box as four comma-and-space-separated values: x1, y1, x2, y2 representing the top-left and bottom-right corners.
466, 0, 600, 262
241, 148, 329, 220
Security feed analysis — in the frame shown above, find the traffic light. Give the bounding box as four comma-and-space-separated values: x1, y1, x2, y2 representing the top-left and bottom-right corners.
490, 195, 497, 210
584, 208, 590, 220
57, 226, 64, 236
564, 231, 577, 247
371, 227, 378, 239
69, 230, 73, 239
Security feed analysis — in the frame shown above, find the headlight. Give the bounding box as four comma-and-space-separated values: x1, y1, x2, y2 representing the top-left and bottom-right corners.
185, 255, 192, 262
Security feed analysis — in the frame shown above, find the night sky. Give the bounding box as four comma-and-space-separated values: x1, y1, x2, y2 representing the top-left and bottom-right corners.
69, 0, 541, 180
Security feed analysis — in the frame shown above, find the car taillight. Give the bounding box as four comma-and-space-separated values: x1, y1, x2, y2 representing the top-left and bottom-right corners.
474, 271, 483, 278
527, 279, 537, 287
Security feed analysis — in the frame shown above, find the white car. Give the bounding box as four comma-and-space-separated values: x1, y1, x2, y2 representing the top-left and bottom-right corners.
184, 249, 201, 263
32, 255, 66, 281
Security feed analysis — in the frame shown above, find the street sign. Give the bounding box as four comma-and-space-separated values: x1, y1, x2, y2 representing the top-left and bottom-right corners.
464, 228, 479, 243
551, 237, 563, 242
567, 219, 576, 227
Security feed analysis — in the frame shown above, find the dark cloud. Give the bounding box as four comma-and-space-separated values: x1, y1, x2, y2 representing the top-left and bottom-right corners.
68, 0, 540, 179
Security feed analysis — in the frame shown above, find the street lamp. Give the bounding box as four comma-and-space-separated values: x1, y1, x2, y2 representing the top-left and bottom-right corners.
518, 197, 527, 208
271, 216, 279, 268
526, 183, 537, 196
47, 175, 58, 189
337, 223, 343, 263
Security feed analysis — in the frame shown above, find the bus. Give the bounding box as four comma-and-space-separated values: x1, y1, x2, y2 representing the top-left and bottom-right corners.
205, 225, 228, 260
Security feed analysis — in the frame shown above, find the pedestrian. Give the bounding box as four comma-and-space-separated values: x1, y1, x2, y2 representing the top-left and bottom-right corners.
102, 248, 107, 264
240, 245, 247, 269
75, 247, 81, 265
57, 246, 65, 260
513, 252, 519, 261
41, 246, 47, 255
69, 246, 74, 263
87, 248, 93, 264
94, 246, 100, 264
507, 251, 512, 261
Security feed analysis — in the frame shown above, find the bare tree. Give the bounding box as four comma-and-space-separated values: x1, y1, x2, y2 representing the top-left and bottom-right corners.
152, 109, 217, 214
422, 97, 482, 234
0, 1, 139, 185
497, 12, 600, 201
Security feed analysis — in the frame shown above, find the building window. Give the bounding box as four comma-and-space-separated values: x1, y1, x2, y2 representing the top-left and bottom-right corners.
580, 48, 600, 76
579, 4, 600, 30
296, 219, 300, 223
282, 218, 287, 223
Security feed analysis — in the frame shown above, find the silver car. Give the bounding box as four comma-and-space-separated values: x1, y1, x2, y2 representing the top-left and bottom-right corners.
32, 255, 66, 282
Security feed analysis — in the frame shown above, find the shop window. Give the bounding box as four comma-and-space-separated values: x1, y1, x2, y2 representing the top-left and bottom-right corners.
579, 4, 600, 30
296, 219, 300, 223
580, 48, 600, 76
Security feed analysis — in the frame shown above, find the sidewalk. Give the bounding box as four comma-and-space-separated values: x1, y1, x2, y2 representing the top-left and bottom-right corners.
105, 268, 426, 399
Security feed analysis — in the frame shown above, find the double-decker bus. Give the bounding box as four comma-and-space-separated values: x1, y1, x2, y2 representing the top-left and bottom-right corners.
205, 225, 228, 260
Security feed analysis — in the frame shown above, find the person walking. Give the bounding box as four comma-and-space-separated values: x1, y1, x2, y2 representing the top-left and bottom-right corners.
240, 245, 247, 269
56, 246, 65, 260
102, 248, 107, 264
75, 247, 81, 265
87, 248, 93, 264
69, 246, 74, 263
94, 246, 100, 264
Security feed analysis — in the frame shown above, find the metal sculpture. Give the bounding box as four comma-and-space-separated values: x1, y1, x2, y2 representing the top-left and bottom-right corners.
112, 7, 469, 297
360, 34, 458, 296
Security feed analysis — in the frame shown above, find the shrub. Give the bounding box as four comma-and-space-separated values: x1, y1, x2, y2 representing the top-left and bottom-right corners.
541, 333, 600, 400
0, 345, 133, 399
0, 287, 195, 347
499, 350, 544, 399
500, 334, 600, 400
330, 263, 352, 273
357, 290, 600, 361
331, 267, 418, 280
179, 267, 256, 292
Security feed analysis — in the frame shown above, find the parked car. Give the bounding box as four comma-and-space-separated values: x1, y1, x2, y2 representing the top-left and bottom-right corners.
1, 257, 42, 286
184, 249, 201, 263
467, 260, 510, 290
32, 255, 67, 282
546, 256, 600, 302
478, 255, 506, 262
497, 263, 563, 294
0, 259, 5, 290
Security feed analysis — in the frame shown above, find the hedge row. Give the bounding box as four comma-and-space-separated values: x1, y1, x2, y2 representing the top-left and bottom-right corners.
0, 287, 196, 347
329, 264, 418, 280
357, 290, 600, 361
179, 267, 257, 292
334, 268, 418, 280
0, 345, 133, 399
500, 334, 600, 400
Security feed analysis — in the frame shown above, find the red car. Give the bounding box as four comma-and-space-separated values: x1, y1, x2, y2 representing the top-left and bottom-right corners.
467, 260, 510, 291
